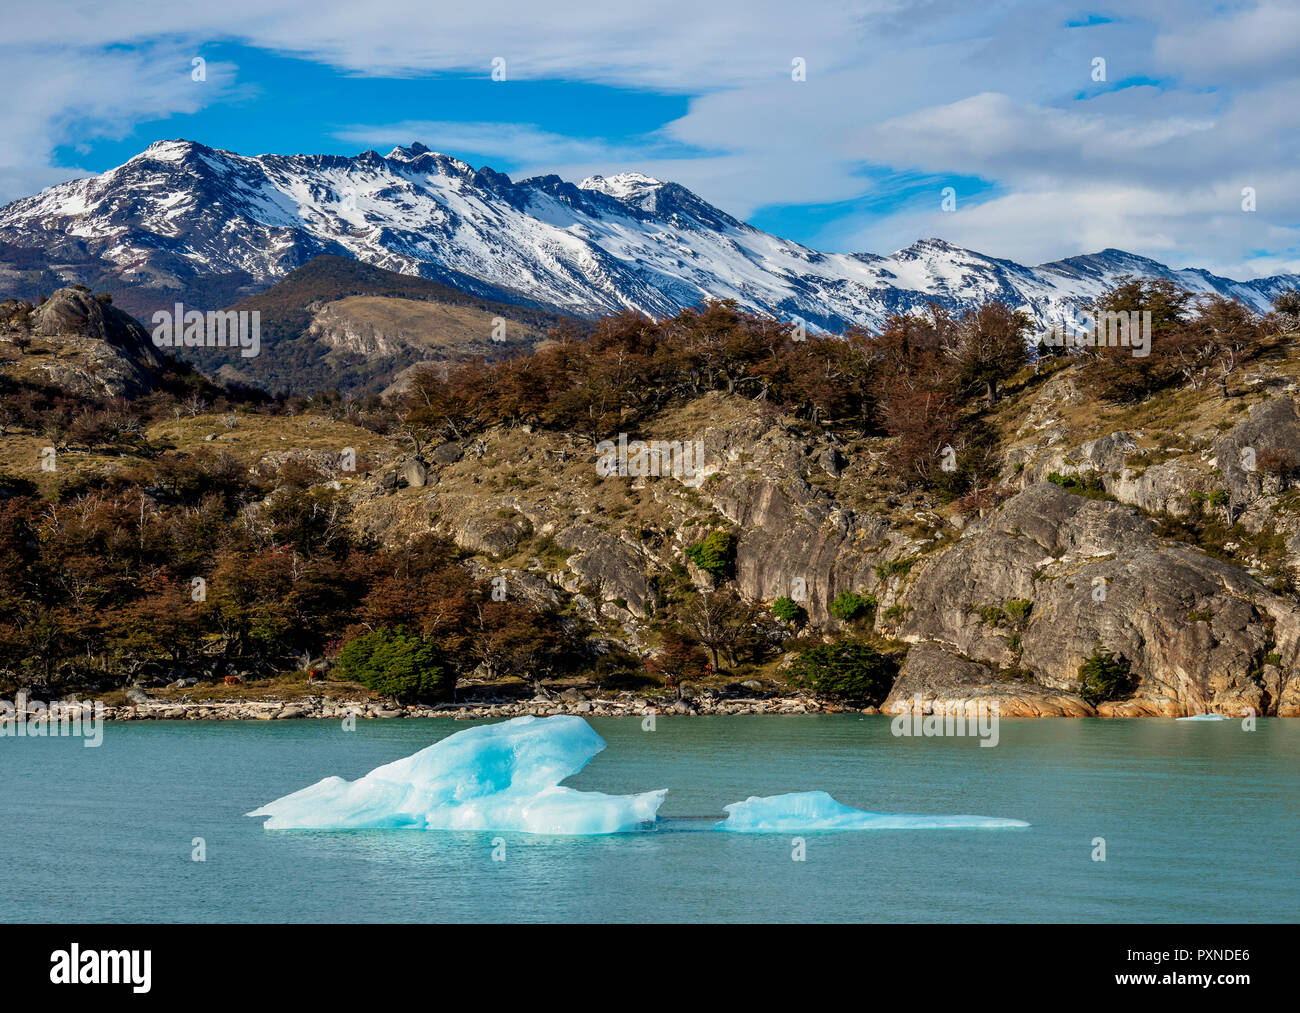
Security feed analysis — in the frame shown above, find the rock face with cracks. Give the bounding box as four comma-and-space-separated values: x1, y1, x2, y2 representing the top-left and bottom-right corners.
341, 388, 1300, 716
894, 483, 1300, 716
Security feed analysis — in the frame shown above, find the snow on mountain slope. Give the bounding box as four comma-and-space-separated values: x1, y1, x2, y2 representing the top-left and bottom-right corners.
1, 139, 1296, 330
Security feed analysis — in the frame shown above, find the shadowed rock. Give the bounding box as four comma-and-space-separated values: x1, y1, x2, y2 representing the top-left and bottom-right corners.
897, 482, 1300, 715
883, 642, 1096, 717
24, 287, 165, 396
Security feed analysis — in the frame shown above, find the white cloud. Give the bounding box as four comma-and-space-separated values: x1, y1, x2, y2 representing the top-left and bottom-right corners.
0, 0, 1295, 278
0, 42, 239, 200
1154, 0, 1300, 82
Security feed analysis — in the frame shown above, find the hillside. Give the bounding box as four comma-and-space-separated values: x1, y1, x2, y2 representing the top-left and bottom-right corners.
175, 255, 578, 394
2, 283, 1300, 718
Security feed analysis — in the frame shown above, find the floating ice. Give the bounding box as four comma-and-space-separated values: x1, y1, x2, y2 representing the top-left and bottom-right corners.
716, 791, 1030, 832
1176, 714, 1229, 722
249, 717, 1028, 836
247, 715, 666, 835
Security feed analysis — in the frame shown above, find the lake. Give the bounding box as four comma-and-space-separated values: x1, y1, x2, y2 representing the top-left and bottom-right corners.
2, 715, 1296, 922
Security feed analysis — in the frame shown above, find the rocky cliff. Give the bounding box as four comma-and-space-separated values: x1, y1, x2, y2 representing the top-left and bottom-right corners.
2, 287, 165, 397
335, 350, 1300, 716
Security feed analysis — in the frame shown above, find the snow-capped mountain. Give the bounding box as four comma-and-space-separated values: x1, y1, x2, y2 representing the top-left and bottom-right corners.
1, 138, 1296, 331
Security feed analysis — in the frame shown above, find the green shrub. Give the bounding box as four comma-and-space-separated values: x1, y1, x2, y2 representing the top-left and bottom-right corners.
829, 590, 876, 622
685, 530, 737, 579
338, 627, 454, 703
1076, 647, 1135, 705
771, 596, 806, 625
1004, 598, 1032, 625
788, 642, 896, 704
1046, 471, 1108, 497
874, 559, 913, 581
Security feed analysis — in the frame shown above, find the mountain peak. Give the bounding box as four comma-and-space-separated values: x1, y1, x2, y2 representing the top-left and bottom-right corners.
895, 237, 964, 255
385, 141, 432, 161
136, 139, 206, 163
578, 172, 667, 199
1, 138, 1295, 334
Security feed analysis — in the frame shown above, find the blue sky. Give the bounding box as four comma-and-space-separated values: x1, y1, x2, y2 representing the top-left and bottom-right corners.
3, 1, 1298, 277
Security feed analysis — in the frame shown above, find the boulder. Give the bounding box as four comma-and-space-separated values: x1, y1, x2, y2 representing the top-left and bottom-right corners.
819, 448, 847, 477
1214, 396, 1300, 506
21, 288, 165, 397
557, 524, 654, 615
459, 512, 532, 557
430, 442, 464, 465
401, 457, 429, 488
897, 482, 1300, 715
882, 642, 1095, 717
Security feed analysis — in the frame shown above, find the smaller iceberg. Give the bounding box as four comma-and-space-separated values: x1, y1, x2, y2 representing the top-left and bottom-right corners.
1176, 714, 1229, 722
247, 715, 665, 835
717, 791, 1029, 832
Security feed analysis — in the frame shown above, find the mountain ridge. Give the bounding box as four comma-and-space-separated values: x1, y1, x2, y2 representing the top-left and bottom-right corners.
1, 138, 1296, 331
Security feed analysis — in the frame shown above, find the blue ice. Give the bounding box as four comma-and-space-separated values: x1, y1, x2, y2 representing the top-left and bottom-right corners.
1176, 713, 1229, 721
717, 791, 1030, 831
249, 716, 1028, 835
247, 715, 666, 835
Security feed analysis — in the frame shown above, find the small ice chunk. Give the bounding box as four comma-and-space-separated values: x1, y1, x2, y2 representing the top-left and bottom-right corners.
716, 790, 1029, 831
1176, 714, 1229, 721
247, 715, 666, 835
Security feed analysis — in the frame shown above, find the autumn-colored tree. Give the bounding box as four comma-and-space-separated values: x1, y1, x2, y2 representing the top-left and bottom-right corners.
879, 384, 962, 487
1186, 295, 1260, 397
943, 302, 1031, 407
648, 629, 709, 693
209, 548, 298, 668
118, 569, 202, 666
471, 599, 570, 690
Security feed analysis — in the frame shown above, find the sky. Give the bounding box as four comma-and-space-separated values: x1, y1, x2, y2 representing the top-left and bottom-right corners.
1, 0, 1297, 278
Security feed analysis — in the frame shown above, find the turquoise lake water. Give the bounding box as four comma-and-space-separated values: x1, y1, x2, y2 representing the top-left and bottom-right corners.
2, 715, 1296, 922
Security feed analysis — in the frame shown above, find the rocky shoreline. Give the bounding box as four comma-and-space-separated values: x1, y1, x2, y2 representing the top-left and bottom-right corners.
1, 692, 1270, 722
85, 692, 856, 721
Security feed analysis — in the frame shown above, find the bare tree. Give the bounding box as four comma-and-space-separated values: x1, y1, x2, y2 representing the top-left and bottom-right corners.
942, 302, 1032, 407
679, 589, 754, 671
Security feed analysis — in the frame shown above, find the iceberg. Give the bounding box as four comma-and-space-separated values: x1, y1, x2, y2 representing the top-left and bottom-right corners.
1176, 714, 1229, 721
717, 791, 1030, 832
248, 716, 1029, 836
247, 715, 666, 835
